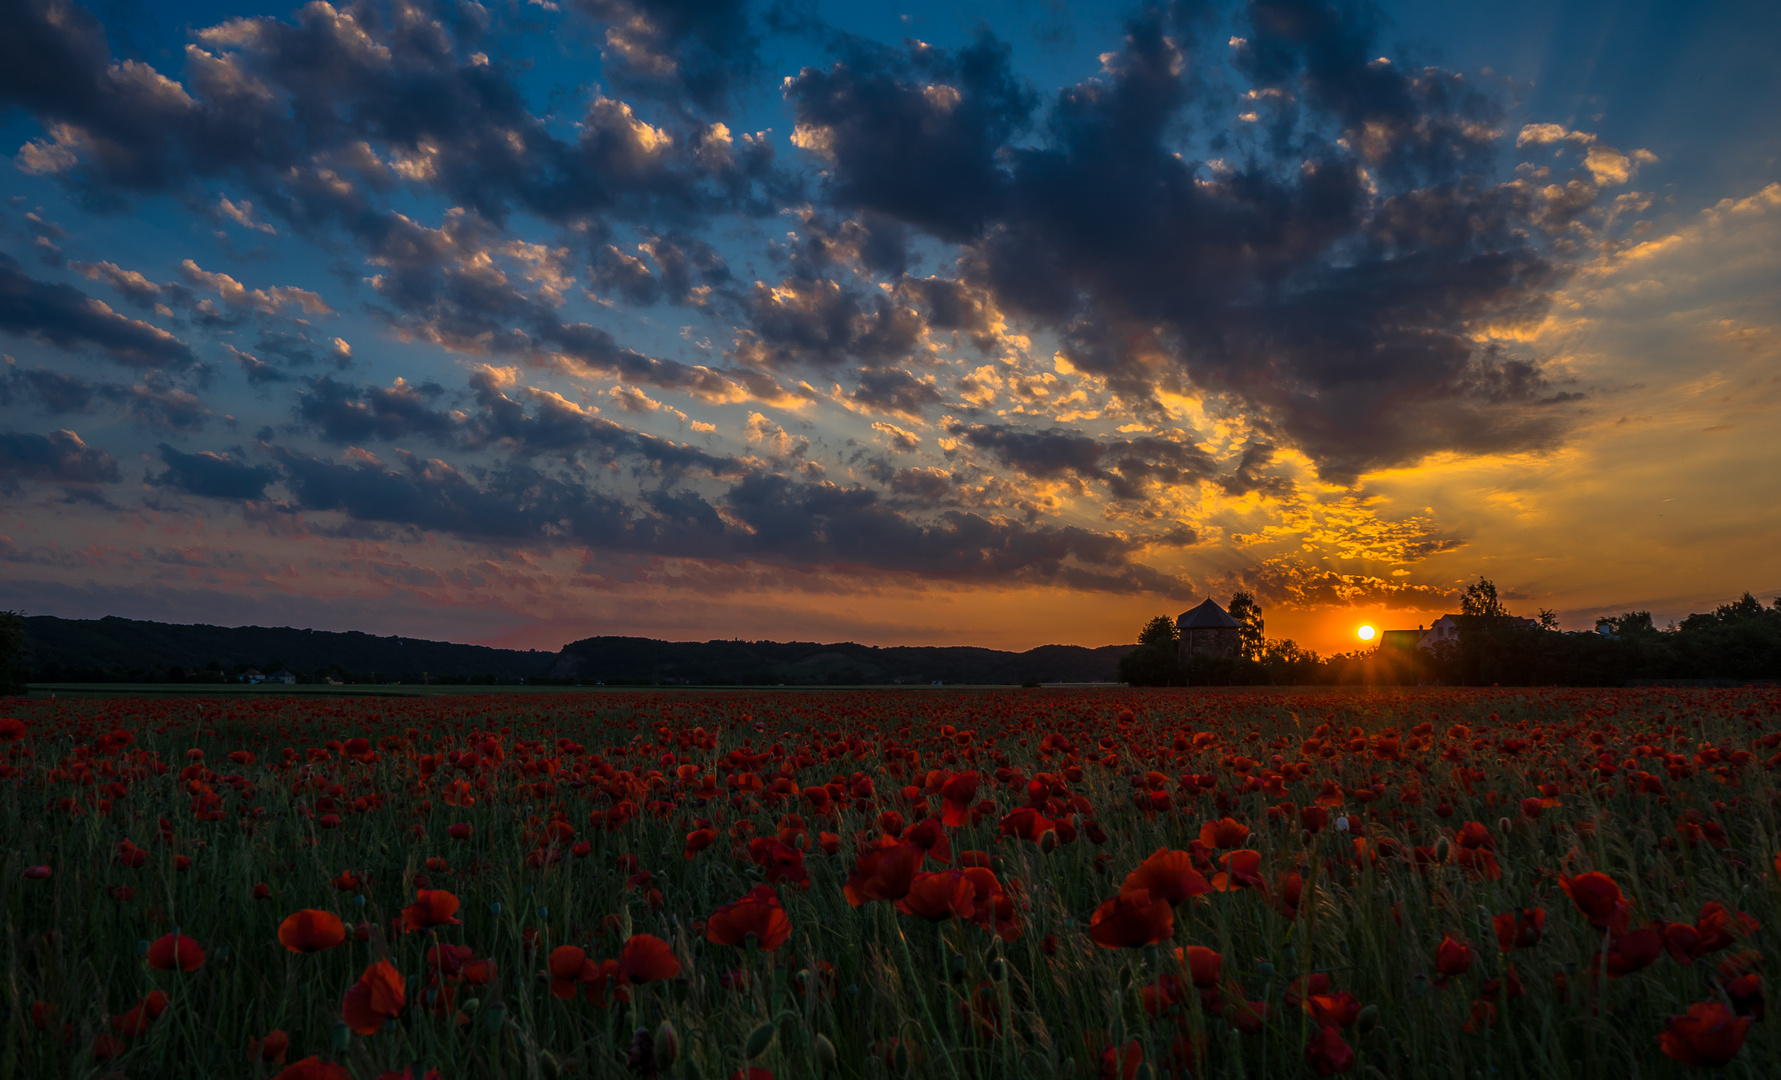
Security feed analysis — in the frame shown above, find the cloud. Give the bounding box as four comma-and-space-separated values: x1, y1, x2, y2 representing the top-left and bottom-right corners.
1, 0, 783, 230
0, 251, 194, 367
945, 419, 1217, 500
0, 427, 120, 487
151, 443, 274, 499
871, 420, 920, 452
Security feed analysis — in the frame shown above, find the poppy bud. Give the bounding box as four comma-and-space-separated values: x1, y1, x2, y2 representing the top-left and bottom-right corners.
814, 1033, 837, 1073
331, 1020, 351, 1051
1435, 839, 1450, 862
1497, 817, 1511, 835
893, 1041, 910, 1075
654, 1020, 678, 1068
484, 1004, 506, 1032
746, 1022, 776, 1059
1358, 1004, 1380, 1033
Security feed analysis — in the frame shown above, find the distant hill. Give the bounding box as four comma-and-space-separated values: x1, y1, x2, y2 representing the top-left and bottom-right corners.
20, 615, 554, 683
551, 636, 1134, 685
15, 616, 1137, 686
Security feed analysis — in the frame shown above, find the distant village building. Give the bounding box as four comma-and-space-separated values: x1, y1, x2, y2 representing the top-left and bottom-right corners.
1176, 598, 1240, 662
267, 669, 297, 685
1375, 613, 1543, 651
239, 667, 264, 684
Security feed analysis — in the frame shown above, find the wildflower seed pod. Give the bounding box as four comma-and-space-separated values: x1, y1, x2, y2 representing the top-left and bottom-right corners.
746, 1022, 776, 1059
654, 1020, 679, 1068
814, 1033, 837, 1073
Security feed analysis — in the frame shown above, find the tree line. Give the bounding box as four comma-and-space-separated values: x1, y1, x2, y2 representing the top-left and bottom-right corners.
1118, 582, 1781, 687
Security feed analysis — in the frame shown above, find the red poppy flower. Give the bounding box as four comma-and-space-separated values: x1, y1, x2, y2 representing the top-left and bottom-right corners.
146, 933, 206, 972
1304, 992, 1361, 1028
1088, 889, 1173, 949
341, 960, 405, 1035
249, 1030, 291, 1064
685, 827, 717, 859
940, 773, 979, 827
447, 823, 471, 841
22, 865, 49, 880
843, 841, 924, 905
548, 945, 596, 999
962, 867, 1020, 941
1121, 849, 1212, 906
1212, 850, 1265, 892
273, 1058, 353, 1080
1600, 928, 1663, 978
997, 807, 1055, 843
111, 990, 170, 1037
1455, 821, 1493, 849
898, 870, 975, 922
1101, 1039, 1143, 1080
401, 889, 463, 932
1434, 936, 1474, 983
1199, 817, 1250, 849
1303, 1024, 1355, 1075
1179, 945, 1222, 989
1560, 872, 1632, 935
707, 885, 793, 950
1493, 908, 1545, 951
279, 910, 347, 953
1659, 1001, 1752, 1066
747, 837, 811, 889
618, 934, 680, 983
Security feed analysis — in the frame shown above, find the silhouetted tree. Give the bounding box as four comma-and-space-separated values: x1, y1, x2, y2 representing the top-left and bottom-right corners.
1120, 615, 1181, 686
0, 611, 24, 694
1228, 591, 1265, 661
1138, 616, 1179, 650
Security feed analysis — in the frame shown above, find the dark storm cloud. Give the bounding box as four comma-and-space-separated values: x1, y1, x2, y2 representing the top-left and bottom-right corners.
2, 0, 782, 229
736, 277, 925, 369
780, 1, 1590, 479
587, 231, 732, 307
573, 0, 759, 110
296, 374, 457, 444
946, 419, 1217, 500
0, 427, 120, 487
3, 366, 209, 430
294, 370, 743, 476
151, 443, 275, 499
850, 367, 944, 419
264, 446, 1187, 593
783, 31, 1036, 240
360, 211, 795, 403
0, 252, 195, 367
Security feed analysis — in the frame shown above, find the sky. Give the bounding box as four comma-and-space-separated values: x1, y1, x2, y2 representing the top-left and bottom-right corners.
0, 0, 1777, 657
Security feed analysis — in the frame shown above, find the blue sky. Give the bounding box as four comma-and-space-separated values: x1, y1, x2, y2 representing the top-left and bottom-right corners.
1, 0, 1776, 653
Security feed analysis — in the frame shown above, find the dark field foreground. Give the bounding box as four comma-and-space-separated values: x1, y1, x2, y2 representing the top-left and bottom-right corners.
2, 687, 1778, 1079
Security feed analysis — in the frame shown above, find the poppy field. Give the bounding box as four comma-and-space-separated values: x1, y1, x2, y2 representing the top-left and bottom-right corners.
3, 686, 1780, 1079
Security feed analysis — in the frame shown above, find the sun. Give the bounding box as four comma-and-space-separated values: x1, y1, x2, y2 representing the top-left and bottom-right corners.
1357, 624, 1377, 642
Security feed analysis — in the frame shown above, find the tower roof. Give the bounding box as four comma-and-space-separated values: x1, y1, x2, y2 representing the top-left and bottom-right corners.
1177, 598, 1240, 630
